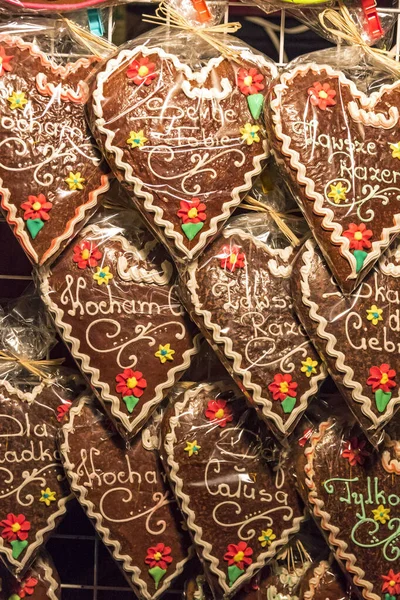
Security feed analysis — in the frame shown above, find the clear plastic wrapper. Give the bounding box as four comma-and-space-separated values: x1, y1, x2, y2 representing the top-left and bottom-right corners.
0, 551, 61, 599
266, 45, 400, 295
60, 394, 192, 600
299, 556, 356, 600
160, 380, 305, 599
0, 18, 110, 267
0, 0, 127, 15
290, 237, 400, 446
37, 205, 200, 443
86, 14, 278, 265
179, 209, 327, 443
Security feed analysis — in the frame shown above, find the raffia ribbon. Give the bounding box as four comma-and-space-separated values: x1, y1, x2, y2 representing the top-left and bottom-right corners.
241, 195, 303, 247
63, 18, 116, 58
319, 2, 400, 77
0, 350, 64, 381
143, 1, 243, 63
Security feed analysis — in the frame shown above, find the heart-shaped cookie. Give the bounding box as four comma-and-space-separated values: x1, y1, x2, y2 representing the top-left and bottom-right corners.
302, 419, 400, 600
160, 381, 305, 598
87, 44, 276, 263
182, 217, 326, 439
40, 216, 199, 440
60, 395, 192, 600
0, 551, 61, 599
0, 36, 109, 266
0, 373, 83, 576
291, 238, 400, 440
268, 62, 400, 294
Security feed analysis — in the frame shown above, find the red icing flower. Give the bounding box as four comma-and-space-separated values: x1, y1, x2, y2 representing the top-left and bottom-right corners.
0, 514, 31, 541
298, 427, 313, 448
127, 56, 157, 85
145, 543, 173, 570
224, 542, 253, 570
73, 240, 102, 269
237, 68, 264, 96
0, 46, 13, 77
205, 399, 233, 428
219, 245, 246, 272
268, 374, 298, 402
343, 223, 373, 251
382, 570, 400, 596
177, 198, 206, 224
367, 364, 396, 393
116, 369, 147, 398
57, 401, 72, 422
307, 81, 336, 110
17, 576, 38, 598
21, 194, 52, 221
341, 437, 370, 466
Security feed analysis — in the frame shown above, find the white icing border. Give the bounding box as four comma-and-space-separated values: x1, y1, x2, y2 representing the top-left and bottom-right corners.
299, 238, 400, 429
35, 555, 60, 600
60, 395, 191, 600
270, 63, 400, 282
164, 383, 305, 595
186, 228, 326, 435
39, 223, 200, 435
91, 45, 276, 260
0, 379, 45, 404
303, 560, 329, 600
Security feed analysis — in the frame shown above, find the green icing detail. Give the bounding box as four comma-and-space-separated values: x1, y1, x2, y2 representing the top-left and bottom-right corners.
247, 93, 264, 120
10, 540, 28, 559
181, 222, 204, 241
384, 594, 396, 600
149, 566, 167, 589
26, 218, 44, 240
228, 565, 244, 587
375, 389, 391, 413
281, 395, 296, 414
123, 396, 139, 413
8, 595, 21, 600
353, 250, 368, 273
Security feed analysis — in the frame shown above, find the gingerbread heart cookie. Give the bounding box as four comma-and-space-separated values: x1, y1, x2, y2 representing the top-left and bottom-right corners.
0, 373, 83, 576
160, 382, 304, 598
268, 62, 400, 293
303, 419, 400, 600
60, 395, 192, 600
182, 216, 326, 439
291, 238, 400, 440
40, 216, 199, 440
0, 36, 109, 266
88, 44, 276, 263
0, 551, 61, 599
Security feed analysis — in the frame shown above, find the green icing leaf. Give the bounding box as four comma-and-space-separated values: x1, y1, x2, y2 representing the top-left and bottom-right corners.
353, 250, 368, 273
181, 222, 204, 241
8, 594, 21, 600
26, 218, 44, 240
247, 93, 264, 120
281, 395, 296, 414
123, 396, 139, 413
10, 540, 28, 559
149, 566, 167, 589
228, 565, 244, 587
375, 389, 391, 413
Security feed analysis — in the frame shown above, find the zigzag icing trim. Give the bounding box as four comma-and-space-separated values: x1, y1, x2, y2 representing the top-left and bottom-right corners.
304, 421, 380, 600
299, 238, 400, 428
164, 384, 305, 595
186, 229, 326, 434
92, 45, 273, 260
40, 224, 200, 434
382, 433, 400, 473
60, 396, 191, 600
378, 246, 400, 277
0, 379, 45, 404
36, 73, 89, 104
270, 63, 400, 281
35, 555, 60, 600
303, 560, 330, 600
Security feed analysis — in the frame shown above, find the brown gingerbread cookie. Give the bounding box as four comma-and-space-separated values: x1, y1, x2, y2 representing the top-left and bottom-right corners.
299, 559, 354, 600
0, 551, 61, 600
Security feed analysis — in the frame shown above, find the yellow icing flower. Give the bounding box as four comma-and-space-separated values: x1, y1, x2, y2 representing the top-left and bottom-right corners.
301, 357, 318, 378
366, 305, 383, 326
93, 266, 113, 285
240, 123, 260, 145
390, 142, 400, 159
372, 504, 390, 524
328, 181, 347, 204
65, 171, 85, 190
127, 130, 147, 148
184, 440, 201, 457
8, 91, 28, 110
40, 487, 56, 507
154, 343, 175, 363
258, 528, 276, 547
